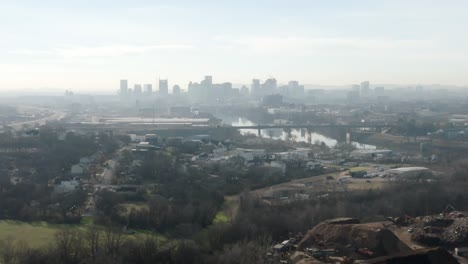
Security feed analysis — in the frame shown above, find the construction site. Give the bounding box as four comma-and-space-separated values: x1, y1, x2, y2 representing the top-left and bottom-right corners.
271, 207, 468, 264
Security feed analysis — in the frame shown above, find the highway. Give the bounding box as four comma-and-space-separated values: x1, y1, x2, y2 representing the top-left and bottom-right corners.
7, 106, 66, 131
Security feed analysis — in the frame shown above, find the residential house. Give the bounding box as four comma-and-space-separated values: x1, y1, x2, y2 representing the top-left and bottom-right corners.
234, 148, 266, 163
71, 163, 88, 176
277, 148, 312, 161
212, 143, 227, 157
54, 180, 80, 193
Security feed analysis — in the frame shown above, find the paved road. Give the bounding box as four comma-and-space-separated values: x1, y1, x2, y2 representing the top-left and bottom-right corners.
83, 157, 119, 217
7, 106, 66, 131
100, 160, 117, 185
96, 146, 132, 186
83, 146, 132, 218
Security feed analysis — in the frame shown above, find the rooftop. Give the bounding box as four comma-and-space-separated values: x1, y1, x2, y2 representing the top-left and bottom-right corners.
388, 167, 429, 173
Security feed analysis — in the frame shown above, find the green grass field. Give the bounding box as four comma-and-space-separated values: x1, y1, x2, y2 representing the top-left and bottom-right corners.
0, 219, 166, 249
120, 202, 149, 213
347, 181, 385, 190
349, 166, 369, 172
0, 221, 63, 248
213, 211, 229, 224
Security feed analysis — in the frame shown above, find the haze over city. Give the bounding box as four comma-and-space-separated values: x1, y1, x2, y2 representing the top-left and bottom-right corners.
2, 0, 468, 92
3, 2, 468, 264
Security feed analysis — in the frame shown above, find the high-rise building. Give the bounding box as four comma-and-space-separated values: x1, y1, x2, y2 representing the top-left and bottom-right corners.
159, 79, 168, 96
204, 76, 212, 86
262, 78, 277, 93
144, 84, 152, 94
287, 81, 298, 95
120, 80, 128, 96
361, 81, 370, 94
134, 84, 142, 95
288, 80, 299, 88
212, 82, 233, 98
287, 80, 304, 97
172, 85, 181, 95
251, 79, 260, 95
199, 76, 213, 99
188, 81, 201, 97
240, 85, 249, 95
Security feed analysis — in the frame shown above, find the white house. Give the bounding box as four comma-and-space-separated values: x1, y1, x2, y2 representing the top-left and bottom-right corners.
80, 157, 92, 164
71, 164, 88, 175
306, 161, 323, 170
213, 143, 227, 157
54, 180, 80, 193
267, 161, 286, 175
277, 148, 312, 161
234, 148, 266, 162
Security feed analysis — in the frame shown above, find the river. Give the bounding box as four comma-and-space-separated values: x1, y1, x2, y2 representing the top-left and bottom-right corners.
224, 116, 376, 149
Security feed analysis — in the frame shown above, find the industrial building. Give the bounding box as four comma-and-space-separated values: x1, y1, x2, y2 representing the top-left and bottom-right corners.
350, 149, 392, 159
387, 167, 431, 178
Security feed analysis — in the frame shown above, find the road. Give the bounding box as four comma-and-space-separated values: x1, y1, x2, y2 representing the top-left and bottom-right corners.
84, 148, 124, 217
100, 159, 118, 185
7, 106, 66, 131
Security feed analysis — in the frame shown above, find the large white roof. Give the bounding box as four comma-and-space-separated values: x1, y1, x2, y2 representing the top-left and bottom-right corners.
388, 167, 429, 173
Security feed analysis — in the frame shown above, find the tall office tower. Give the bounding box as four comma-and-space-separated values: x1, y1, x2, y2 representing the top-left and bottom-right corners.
134, 84, 143, 95
287, 80, 298, 96
144, 84, 153, 94
173, 85, 181, 95
199, 76, 213, 99
262, 78, 277, 93
159, 79, 169, 95
288, 80, 299, 88
360, 81, 370, 94
212, 82, 233, 98
204, 76, 212, 86
120, 80, 128, 96
251, 79, 260, 95
188, 81, 202, 98
240, 85, 249, 95
287, 80, 304, 97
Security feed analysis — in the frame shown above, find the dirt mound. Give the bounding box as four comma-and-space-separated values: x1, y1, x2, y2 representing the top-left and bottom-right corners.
411, 214, 468, 246
359, 247, 460, 264
298, 219, 410, 257
424, 218, 454, 227
327, 217, 360, 225
290, 252, 324, 264
296, 259, 324, 264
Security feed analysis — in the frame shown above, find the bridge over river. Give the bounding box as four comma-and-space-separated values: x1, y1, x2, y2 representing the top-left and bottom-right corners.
61, 122, 390, 145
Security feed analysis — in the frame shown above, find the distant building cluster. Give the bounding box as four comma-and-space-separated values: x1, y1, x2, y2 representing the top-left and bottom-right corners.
118, 75, 305, 103
251, 78, 305, 98
346, 81, 392, 102
188, 76, 237, 101
119, 79, 173, 97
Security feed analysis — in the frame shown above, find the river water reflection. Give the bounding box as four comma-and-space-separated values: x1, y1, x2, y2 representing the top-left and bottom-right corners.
227, 117, 376, 150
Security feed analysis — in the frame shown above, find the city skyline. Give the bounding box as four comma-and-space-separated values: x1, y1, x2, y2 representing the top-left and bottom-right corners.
2, 0, 468, 91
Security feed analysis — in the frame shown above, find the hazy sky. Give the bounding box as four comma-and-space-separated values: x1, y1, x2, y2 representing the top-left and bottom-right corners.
1, 0, 468, 92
